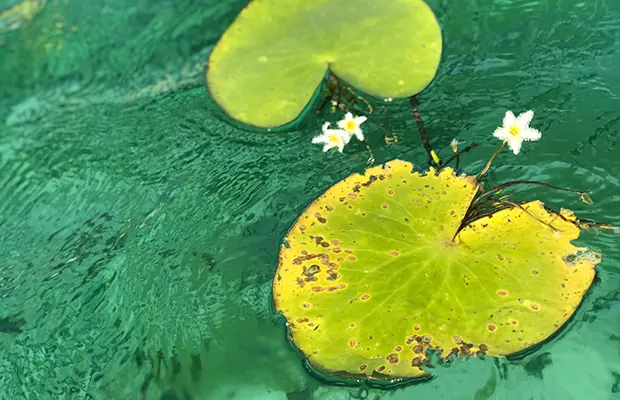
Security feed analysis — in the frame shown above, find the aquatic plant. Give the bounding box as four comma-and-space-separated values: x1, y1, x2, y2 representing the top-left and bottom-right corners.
206, 0, 442, 128
207, 0, 614, 384
272, 129, 605, 380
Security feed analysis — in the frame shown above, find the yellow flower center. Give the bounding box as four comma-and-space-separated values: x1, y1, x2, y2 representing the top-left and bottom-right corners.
509, 125, 520, 137
328, 134, 340, 144
345, 120, 356, 132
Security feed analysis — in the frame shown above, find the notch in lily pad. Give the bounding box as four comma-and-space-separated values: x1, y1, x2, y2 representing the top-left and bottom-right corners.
206, 0, 442, 129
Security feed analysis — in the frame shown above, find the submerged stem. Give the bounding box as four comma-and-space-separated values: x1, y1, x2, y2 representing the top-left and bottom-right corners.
477, 141, 506, 181
409, 96, 438, 167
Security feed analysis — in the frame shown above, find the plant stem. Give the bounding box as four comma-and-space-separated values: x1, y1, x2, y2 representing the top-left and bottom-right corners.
409, 95, 438, 167
442, 142, 479, 169
477, 141, 506, 181
473, 180, 588, 206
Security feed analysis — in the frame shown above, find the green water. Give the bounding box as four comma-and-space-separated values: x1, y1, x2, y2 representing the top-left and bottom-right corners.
1, 0, 619, 399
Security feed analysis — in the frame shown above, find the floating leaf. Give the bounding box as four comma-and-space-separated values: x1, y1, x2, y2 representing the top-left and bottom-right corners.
206, 0, 442, 128
273, 160, 600, 380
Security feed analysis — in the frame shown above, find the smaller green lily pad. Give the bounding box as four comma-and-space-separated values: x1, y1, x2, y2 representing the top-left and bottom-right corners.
207, 0, 442, 128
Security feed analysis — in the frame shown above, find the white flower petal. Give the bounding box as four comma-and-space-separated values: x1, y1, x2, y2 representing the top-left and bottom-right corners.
353, 128, 364, 141
337, 119, 347, 130
337, 142, 345, 153
503, 111, 516, 128
493, 127, 510, 141
516, 110, 534, 128
322, 122, 331, 132
312, 135, 326, 144
323, 143, 334, 152
354, 116, 367, 125
521, 127, 542, 142
507, 138, 523, 155
341, 131, 352, 144
344, 112, 353, 120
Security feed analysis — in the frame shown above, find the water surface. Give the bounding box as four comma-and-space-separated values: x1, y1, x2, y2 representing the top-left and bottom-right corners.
1, 0, 619, 399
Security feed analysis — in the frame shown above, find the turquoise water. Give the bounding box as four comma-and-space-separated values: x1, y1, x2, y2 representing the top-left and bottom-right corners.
1, 0, 619, 399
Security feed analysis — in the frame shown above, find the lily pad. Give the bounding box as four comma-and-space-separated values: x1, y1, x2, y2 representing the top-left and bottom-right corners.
206, 0, 442, 128
272, 160, 600, 380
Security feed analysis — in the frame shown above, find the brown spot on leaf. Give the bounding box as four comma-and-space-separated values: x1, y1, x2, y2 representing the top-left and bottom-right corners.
386, 354, 399, 364
395, 346, 402, 352
531, 303, 540, 311
296, 278, 305, 287
299, 225, 307, 231
325, 205, 334, 212
331, 239, 340, 246
327, 273, 339, 281
479, 344, 488, 352
453, 336, 462, 344
296, 317, 309, 323
361, 212, 367, 217
301, 303, 310, 309
412, 345, 423, 354
359, 364, 367, 371
497, 289, 508, 296
333, 248, 342, 253
306, 265, 320, 274
337, 257, 345, 262
311, 287, 324, 292
487, 324, 497, 332
361, 294, 370, 301
532, 270, 539, 275
348, 193, 358, 199
411, 357, 422, 368
362, 175, 377, 186
389, 251, 399, 257
320, 242, 329, 248
344, 249, 353, 254
349, 323, 355, 328
376, 365, 385, 372
497, 254, 503, 260
382, 204, 388, 209
388, 189, 395, 196
314, 212, 327, 224
349, 339, 357, 348
414, 324, 420, 331
509, 319, 519, 325
348, 256, 357, 261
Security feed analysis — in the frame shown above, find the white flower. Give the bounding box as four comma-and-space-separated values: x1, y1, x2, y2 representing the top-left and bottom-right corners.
312, 122, 350, 153
493, 110, 542, 155
337, 112, 367, 141
450, 138, 461, 153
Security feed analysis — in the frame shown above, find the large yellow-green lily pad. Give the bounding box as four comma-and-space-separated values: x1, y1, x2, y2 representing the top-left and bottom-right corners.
273, 160, 600, 380
206, 0, 442, 128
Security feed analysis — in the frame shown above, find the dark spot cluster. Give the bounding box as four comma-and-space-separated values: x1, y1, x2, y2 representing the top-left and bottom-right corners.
314, 212, 327, 224
361, 175, 378, 187
386, 353, 399, 364
302, 264, 320, 281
